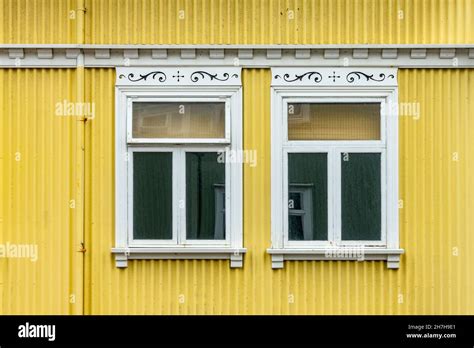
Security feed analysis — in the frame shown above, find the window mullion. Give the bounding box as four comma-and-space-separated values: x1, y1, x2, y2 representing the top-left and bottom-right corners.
176, 148, 186, 245
127, 149, 134, 246
225, 146, 231, 245
282, 148, 289, 246
332, 148, 342, 246
381, 149, 387, 245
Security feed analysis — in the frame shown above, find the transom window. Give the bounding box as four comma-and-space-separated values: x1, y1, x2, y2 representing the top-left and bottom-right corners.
131, 101, 228, 141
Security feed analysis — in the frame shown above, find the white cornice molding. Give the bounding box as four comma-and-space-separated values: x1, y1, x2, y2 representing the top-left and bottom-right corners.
2, 44, 474, 49
1, 44, 473, 68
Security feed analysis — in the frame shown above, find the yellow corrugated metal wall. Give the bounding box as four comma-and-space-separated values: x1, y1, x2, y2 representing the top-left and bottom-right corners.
83, 68, 474, 314
85, 0, 474, 44
0, 0, 78, 43
1, 0, 473, 44
0, 69, 84, 314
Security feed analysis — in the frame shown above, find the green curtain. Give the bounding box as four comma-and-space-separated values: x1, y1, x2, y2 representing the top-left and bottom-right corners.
133, 152, 173, 239
341, 153, 381, 240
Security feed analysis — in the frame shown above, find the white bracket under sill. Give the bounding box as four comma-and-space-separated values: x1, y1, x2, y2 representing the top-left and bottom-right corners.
267, 248, 404, 269
111, 247, 247, 268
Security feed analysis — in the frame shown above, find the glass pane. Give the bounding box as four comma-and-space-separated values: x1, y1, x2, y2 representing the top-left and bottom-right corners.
133, 102, 225, 139
133, 152, 172, 240
288, 103, 380, 140
341, 153, 381, 240
288, 153, 328, 240
186, 152, 226, 240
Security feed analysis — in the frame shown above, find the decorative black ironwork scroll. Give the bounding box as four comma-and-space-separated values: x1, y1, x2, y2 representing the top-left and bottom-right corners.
190, 71, 239, 82
346, 71, 395, 83
118, 71, 167, 82
274, 72, 323, 83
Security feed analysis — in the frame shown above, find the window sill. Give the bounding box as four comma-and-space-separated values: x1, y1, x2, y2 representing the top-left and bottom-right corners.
267, 247, 404, 269
111, 247, 247, 268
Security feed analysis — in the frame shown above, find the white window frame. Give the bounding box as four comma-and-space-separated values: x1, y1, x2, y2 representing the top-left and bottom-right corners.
269, 67, 404, 269
113, 67, 245, 268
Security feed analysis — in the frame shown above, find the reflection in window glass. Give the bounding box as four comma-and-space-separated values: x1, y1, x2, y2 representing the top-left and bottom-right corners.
288, 153, 327, 240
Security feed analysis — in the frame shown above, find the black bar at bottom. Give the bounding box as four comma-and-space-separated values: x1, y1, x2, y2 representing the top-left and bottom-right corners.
0, 315, 472, 346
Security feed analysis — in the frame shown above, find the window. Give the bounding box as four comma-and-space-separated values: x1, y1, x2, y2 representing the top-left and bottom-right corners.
113, 67, 244, 268
269, 68, 403, 269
